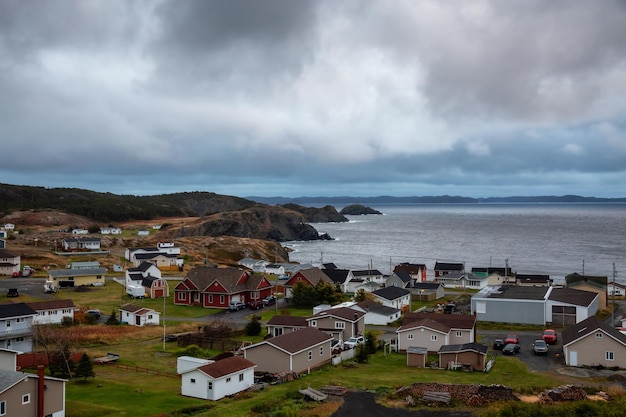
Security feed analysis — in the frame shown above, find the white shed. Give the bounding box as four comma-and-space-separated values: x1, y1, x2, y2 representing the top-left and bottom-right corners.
180, 356, 256, 401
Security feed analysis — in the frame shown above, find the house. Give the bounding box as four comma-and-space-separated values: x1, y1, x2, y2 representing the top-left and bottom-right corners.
352, 299, 401, 325
433, 262, 464, 277
174, 267, 273, 309
283, 267, 333, 298
393, 263, 427, 283
306, 307, 366, 341
100, 226, 122, 235
126, 262, 169, 298
609, 282, 626, 297
0, 249, 20, 276
438, 343, 488, 371
562, 315, 626, 368
179, 355, 256, 401
119, 304, 160, 326
0, 303, 37, 352
371, 286, 411, 311
3, 224, 14, 232
516, 274, 552, 287
243, 327, 333, 374
322, 269, 351, 293
47, 267, 106, 287
125, 245, 184, 271
0, 365, 66, 417
266, 315, 309, 337
351, 269, 385, 286
71, 228, 88, 235
411, 282, 445, 301
69, 261, 100, 270
471, 285, 599, 326
385, 271, 413, 289
237, 258, 270, 273
138, 229, 149, 236
472, 267, 515, 286
397, 313, 477, 353
27, 299, 76, 325
61, 237, 101, 252
434, 272, 487, 290
565, 272, 608, 311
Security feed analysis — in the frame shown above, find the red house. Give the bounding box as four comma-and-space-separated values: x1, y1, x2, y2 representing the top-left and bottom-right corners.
283, 267, 333, 298
174, 267, 273, 309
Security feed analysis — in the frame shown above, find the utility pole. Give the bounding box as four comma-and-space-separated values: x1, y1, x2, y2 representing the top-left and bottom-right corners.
612, 263, 617, 326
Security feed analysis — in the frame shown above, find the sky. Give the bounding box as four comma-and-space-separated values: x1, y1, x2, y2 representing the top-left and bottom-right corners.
2, 1, 626, 198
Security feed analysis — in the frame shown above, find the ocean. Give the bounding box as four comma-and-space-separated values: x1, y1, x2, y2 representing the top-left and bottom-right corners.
284, 203, 626, 283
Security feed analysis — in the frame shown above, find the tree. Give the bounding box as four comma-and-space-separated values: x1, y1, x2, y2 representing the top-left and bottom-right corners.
245, 315, 262, 336
105, 309, 120, 325
291, 282, 318, 307
75, 353, 95, 382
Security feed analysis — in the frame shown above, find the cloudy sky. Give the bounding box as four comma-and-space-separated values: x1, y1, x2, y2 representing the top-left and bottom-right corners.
2, 1, 626, 198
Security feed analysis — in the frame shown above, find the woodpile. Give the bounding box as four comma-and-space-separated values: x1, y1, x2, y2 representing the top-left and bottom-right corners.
538, 385, 588, 402
396, 383, 519, 406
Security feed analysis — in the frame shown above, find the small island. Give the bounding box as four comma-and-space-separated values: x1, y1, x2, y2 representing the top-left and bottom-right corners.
339, 204, 382, 215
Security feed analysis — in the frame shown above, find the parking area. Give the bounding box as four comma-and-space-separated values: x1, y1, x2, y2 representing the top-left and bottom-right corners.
480, 330, 565, 372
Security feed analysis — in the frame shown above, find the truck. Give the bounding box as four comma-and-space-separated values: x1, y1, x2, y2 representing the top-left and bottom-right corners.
43, 281, 57, 293
126, 284, 145, 299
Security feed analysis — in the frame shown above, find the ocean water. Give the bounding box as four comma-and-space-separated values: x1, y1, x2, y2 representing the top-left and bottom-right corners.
284, 203, 626, 283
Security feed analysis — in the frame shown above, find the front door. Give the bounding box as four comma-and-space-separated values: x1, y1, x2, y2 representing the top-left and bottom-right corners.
135, 316, 141, 326
569, 351, 577, 366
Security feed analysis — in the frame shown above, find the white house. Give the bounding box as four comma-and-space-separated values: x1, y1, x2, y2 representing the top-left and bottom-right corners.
371, 286, 411, 311
71, 228, 88, 235
0, 303, 37, 352
352, 299, 401, 325
119, 304, 160, 326
100, 227, 122, 235
28, 300, 76, 325
179, 356, 256, 401
3, 224, 14, 232
62, 237, 101, 251
609, 282, 626, 297
138, 229, 149, 236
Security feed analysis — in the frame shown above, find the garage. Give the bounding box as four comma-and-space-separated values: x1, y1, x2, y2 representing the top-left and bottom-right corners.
551, 305, 577, 326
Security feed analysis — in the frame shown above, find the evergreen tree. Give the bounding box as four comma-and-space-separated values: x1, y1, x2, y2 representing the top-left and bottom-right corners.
244, 315, 262, 336
105, 309, 120, 325
75, 353, 95, 382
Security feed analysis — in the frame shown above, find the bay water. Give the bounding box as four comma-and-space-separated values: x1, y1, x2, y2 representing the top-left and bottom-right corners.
284, 203, 626, 283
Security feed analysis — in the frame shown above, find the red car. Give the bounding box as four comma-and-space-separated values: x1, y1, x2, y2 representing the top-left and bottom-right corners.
504, 334, 519, 345
542, 329, 558, 345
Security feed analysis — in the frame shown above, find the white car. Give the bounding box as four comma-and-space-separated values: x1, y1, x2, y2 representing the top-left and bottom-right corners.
343, 336, 366, 349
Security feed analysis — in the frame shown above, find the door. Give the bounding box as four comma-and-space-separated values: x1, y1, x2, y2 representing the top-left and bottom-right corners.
569, 350, 577, 367
135, 316, 141, 326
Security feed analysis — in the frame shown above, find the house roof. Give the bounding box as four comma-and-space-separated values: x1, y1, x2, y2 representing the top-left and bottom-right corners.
0, 303, 37, 319
322, 263, 338, 270
438, 342, 488, 354
397, 318, 451, 333
120, 303, 157, 315
356, 299, 400, 316
565, 273, 608, 289
402, 312, 477, 330
476, 285, 549, 300
310, 307, 365, 322
128, 261, 159, 273
372, 286, 410, 301
393, 263, 426, 274
63, 237, 101, 243
0, 249, 18, 258
0, 369, 27, 394
180, 267, 252, 292
516, 274, 551, 284
266, 315, 309, 327
26, 299, 75, 311
413, 282, 443, 290
562, 315, 626, 347
48, 268, 107, 278
135, 252, 178, 261
352, 269, 383, 277
393, 270, 412, 284
548, 287, 598, 307
197, 355, 256, 379
252, 327, 332, 354
323, 269, 350, 284
434, 262, 464, 271
291, 267, 333, 286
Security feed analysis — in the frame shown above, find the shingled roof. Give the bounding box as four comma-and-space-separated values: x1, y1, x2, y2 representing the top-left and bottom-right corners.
562, 315, 626, 347
253, 327, 332, 354
197, 356, 256, 379
372, 286, 410, 301
548, 287, 598, 307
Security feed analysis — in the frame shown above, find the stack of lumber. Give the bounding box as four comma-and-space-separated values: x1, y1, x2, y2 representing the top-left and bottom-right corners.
539, 385, 588, 402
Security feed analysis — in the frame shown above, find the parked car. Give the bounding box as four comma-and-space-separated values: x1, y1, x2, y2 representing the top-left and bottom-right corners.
228, 301, 245, 311
493, 339, 505, 350
443, 303, 457, 314
542, 329, 558, 345
11, 272, 20, 278
532, 339, 549, 355
504, 334, 519, 345
343, 336, 366, 349
85, 309, 101, 319
262, 295, 276, 306
6, 288, 19, 298
502, 343, 521, 355
247, 299, 264, 310
331, 339, 343, 354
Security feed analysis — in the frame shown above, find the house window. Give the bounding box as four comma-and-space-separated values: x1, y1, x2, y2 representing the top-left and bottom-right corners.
220, 295, 225, 304
310, 320, 317, 327
0, 400, 5, 416
190, 378, 196, 383
16, 318, 24, 323
308, 351, 312, 361
208, 382, 213, 390
5, 321, 10, 328
226, 377, 231, 383
430, 335, 437, 341
320, 346, 324, 356
177, 292, 185, 301
208, 295, 213, 304
148, 315, 153, 320
595, 332, 604, 339
239, 373, 244, 382
407, 334, 414, 340
456, 331, 463, 337
22, 394, 30, 404
335, 322, 345, 329
606, 351, 615, 361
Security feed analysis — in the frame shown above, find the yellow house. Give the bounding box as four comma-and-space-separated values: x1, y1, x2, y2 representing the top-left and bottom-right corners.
48, 267, 106, 288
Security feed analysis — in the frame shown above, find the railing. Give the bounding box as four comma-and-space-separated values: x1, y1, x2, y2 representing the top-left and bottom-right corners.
0, 328, 33, 339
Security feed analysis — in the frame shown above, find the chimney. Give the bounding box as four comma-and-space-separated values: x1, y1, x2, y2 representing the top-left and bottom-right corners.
37, 365, 45, 417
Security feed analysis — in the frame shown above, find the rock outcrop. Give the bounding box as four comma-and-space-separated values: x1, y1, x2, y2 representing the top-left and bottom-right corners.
339, 204, 382, 215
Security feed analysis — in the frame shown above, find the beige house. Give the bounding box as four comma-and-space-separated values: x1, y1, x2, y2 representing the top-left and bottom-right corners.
565, 273, 608, 311
306, 307, 366, 342
0, 365, 66, 417
396, 313, 477, 353
266, 315, 308, 337
0, 249, 20, 276
243, 327, 333, 374
47, 267, 106, 287
563, 315, 626, 368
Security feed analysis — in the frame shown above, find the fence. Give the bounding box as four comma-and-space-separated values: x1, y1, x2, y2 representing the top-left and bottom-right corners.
101, 363, 178, 378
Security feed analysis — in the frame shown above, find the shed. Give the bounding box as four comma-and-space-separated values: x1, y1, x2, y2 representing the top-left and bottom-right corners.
406, 346, 428, 368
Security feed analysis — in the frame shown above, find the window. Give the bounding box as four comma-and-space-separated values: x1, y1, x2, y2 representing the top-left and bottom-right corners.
320, 346, 324, 356
606, 351, 615, 361
208, 382, 213, 390
310, 320, 317, 327
148, 315, 153, 320
335, 322, 345, 329
5, 321, 10, 328
430, 335, 437, 341
595, 332, 604, 339
22, 394, 30, 404
239, 373, 244, 382
208, 295, 213, 304
456, 331, 463, 337
177, 292, 185, 301
308, 351, 312, 361
16, 318, 24, 323
0, 400, 5, 416
226, 377, 231, 383
220, 295, 225, 304
190, 378, 196, 383
407, 334, 414, 340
